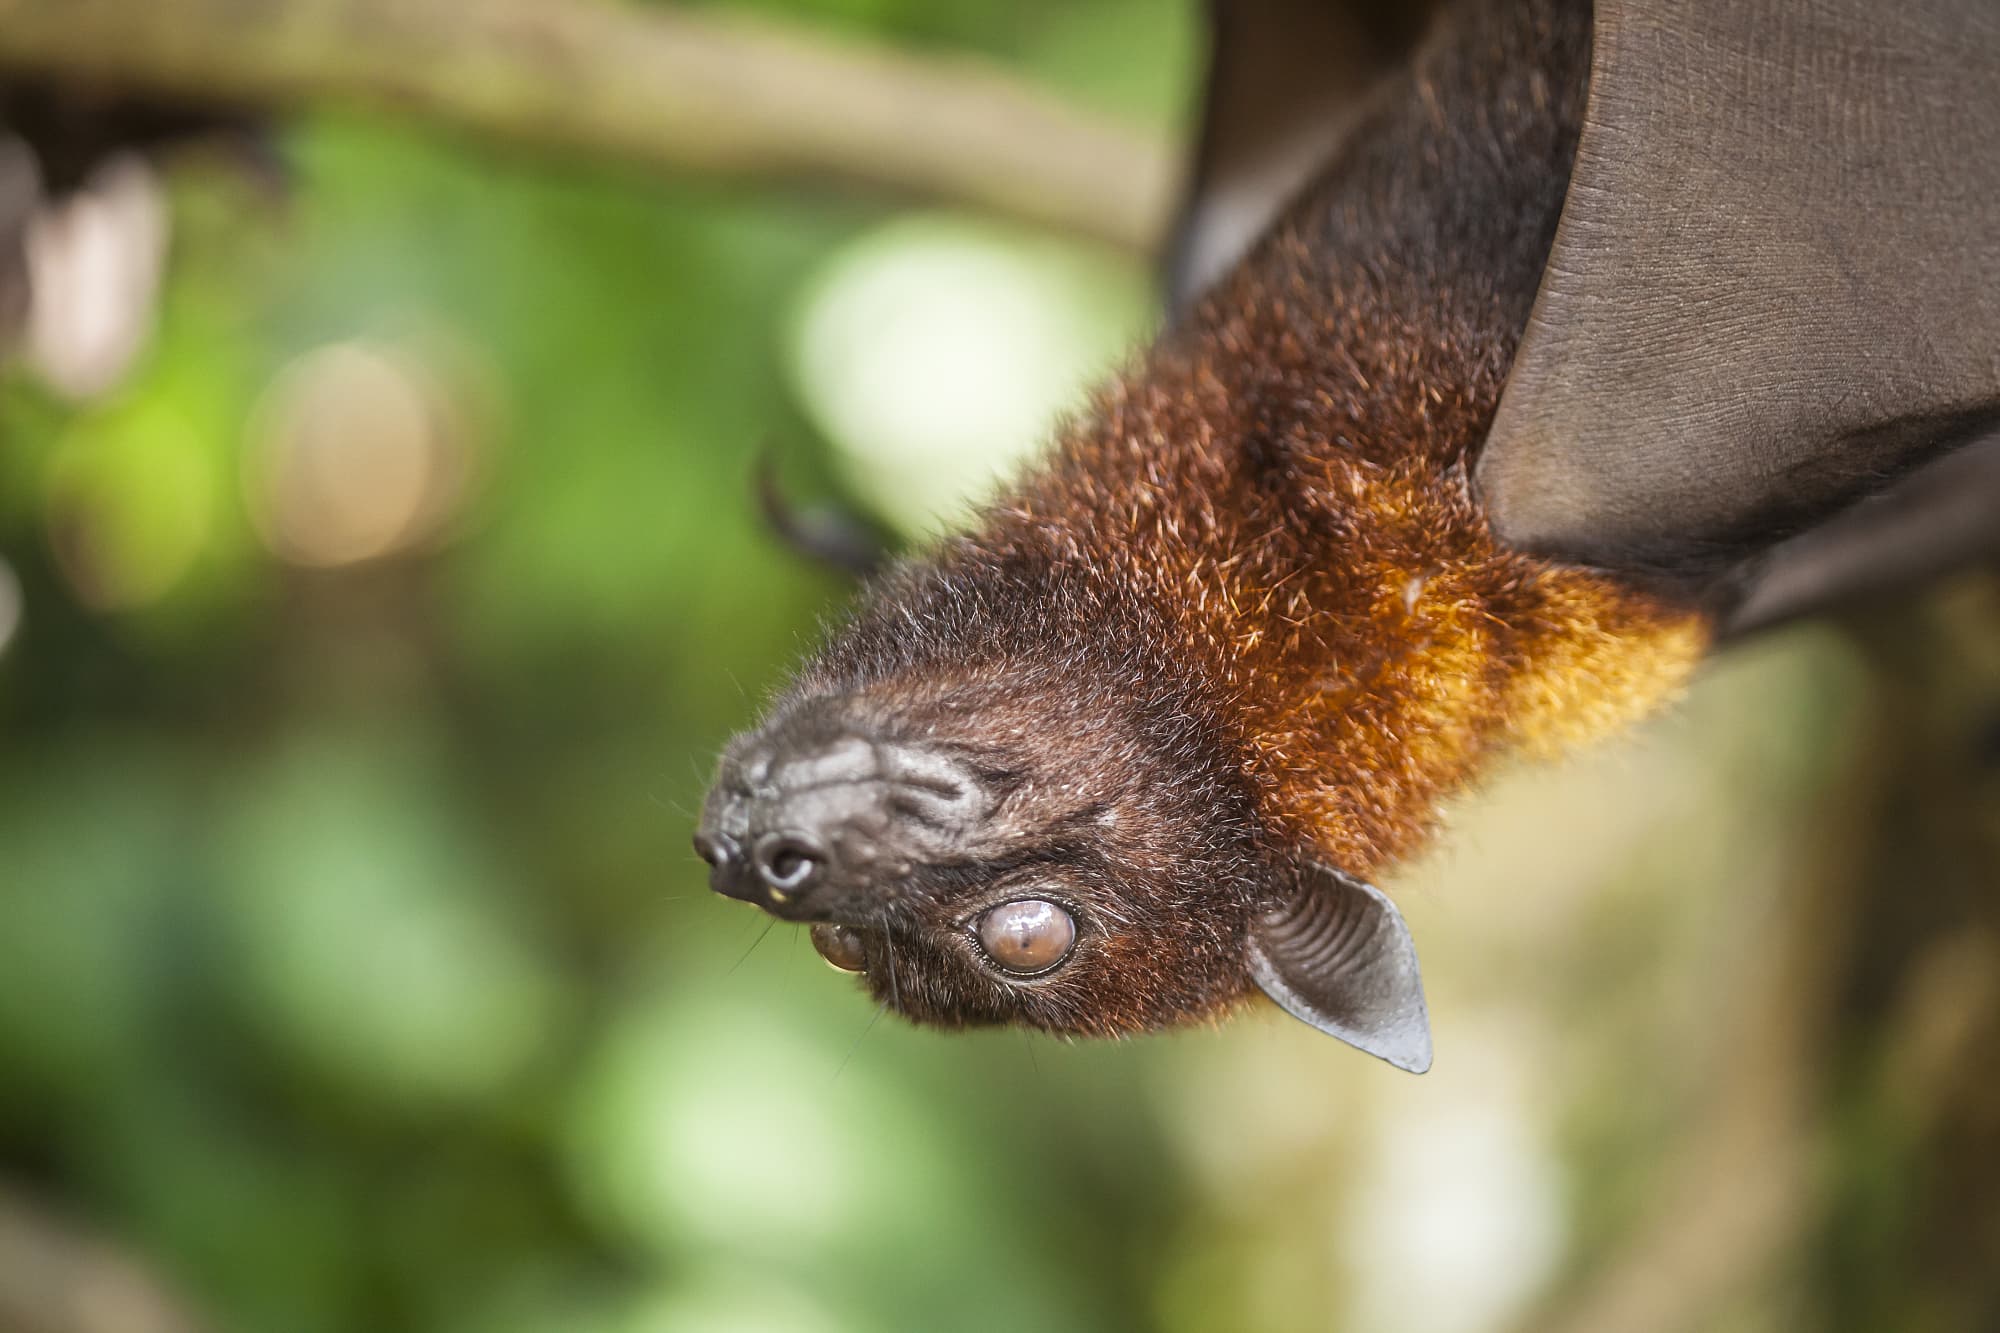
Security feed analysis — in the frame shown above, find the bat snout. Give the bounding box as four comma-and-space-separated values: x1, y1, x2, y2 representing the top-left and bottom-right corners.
697, 716, 991, 922
693, 777, 917, 921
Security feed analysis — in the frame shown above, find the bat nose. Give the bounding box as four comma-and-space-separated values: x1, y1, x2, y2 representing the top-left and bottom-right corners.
695, 815, 834, 914
749, 830, 828, 898
692, 829, 752, 901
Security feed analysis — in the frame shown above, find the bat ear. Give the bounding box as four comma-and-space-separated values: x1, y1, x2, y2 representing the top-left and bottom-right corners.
1247, 861, 1432, 1073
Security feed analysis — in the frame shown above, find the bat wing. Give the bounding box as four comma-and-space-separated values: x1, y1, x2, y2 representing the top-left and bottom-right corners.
1165, 0, 1438, 312
1477, 0, 2000, 635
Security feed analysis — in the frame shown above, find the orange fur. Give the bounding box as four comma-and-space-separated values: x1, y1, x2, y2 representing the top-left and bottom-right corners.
991, 282, 1708, 880
745, 0, 1711, 1037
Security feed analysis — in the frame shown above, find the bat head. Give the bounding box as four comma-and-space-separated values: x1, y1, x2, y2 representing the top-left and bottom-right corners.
696, 552, 1432, 1069
697, 659, 1265, 1035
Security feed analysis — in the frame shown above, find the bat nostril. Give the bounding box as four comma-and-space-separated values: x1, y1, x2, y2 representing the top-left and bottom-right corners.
692, 832, 728, 868
753, 831, 826, 894
699, 831, 763, 903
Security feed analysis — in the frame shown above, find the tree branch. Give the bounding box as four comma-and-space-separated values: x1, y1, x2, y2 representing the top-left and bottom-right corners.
0, 0, 1179, 251
0, 1186, 208, 1333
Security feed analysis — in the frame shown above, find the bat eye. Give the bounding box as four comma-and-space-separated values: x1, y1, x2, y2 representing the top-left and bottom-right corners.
810, 923, 867, 973
976, 899, 1076, 976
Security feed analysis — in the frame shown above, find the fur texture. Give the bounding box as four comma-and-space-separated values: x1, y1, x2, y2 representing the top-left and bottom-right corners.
725, 0, 1707, 1037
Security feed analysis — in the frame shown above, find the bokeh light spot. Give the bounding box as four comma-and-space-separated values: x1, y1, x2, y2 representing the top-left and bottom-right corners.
217, 735, 561, 1109
246, 339, 477, 568
1343, 1038, 1567, 1333
788, 214, 1149, 535
46, 404, 214, 611
564, 998, 962, 1265
24, 153, 169, 401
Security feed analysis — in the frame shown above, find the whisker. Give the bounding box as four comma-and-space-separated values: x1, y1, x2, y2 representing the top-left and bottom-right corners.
649, 788, 695, 820
833, 1003, 888, 1083
879, 909, 904, 1016
727, 917, 779, 974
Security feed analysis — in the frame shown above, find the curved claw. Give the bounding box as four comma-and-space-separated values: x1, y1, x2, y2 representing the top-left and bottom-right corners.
752, 451, 890, 580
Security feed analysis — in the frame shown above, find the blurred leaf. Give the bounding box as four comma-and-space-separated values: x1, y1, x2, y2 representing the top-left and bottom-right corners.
212, 725, 564, 1113
0, 740, 189, 1108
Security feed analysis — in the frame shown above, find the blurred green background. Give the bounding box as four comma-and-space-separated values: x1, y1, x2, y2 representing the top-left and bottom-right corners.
2, 2, 1997, 1332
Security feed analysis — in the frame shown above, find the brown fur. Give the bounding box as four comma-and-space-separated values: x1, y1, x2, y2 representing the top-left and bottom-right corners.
750, 0, 1706, 1037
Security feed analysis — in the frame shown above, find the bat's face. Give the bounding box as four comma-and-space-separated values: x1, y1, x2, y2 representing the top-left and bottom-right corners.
694, 550, 1436, 1069
696, 667, 1268, 1035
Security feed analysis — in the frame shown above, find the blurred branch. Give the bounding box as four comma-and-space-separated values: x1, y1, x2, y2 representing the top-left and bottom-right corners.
0, 1187, 209, 1333
1529, 575, 2000, 1333
0, 0, 1178, 251
1520, 661, 1894, 1333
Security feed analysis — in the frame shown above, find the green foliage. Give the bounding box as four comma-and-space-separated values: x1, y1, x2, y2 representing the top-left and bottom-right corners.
2, 3, 1979, 1331
0, 5, 1199, 1331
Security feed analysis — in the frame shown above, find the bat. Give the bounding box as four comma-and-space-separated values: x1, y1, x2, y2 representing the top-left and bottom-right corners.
697, 0, 2000, 1071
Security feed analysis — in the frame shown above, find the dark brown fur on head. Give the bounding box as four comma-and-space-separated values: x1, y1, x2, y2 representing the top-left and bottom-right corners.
701, 0, 1707, 1049
765, 545, 1273, 1035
